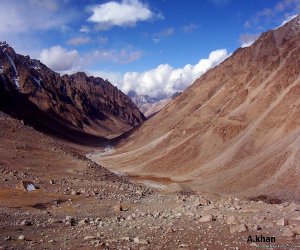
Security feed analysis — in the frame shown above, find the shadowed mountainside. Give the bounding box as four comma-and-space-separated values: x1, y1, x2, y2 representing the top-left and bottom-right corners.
0, 44, 145, 145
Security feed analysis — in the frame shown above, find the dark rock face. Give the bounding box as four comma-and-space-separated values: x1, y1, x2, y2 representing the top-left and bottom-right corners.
0, 42, 145, 144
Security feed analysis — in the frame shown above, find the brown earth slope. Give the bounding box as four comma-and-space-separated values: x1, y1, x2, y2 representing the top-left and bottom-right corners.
2, 111, 300, 250
0, 44, 145, 144
95, 15, 300, 201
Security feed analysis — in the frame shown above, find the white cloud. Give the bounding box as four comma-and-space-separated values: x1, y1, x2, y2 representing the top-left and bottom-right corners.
240, 33, 259, 47
85, 48, 143, 64
121, 49, 229, 97
67, 36, 91, 46
39, 46, 80, 73
244, 0, 300, 29
98, 36, 108, 45
0, 0, 74, 34
80, 25, 90, 33
88, 70, 123, 85
87, 0, 159, 30
153, 27, 175, 43
38, 45, 142, 75
181, 23, 199, 33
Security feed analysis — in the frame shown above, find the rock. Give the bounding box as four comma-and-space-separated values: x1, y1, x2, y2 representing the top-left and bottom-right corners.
293, 226, 300, 235
71, 190, 77, 195
133, 237, 149, 245
282, 228, 295, 237
253, 224, 262, 230
18, 235, 25, 241
277, 218, 288, 226
193, 197, 210, 206
226, 216, 238, 225
230, 224, 247, 234
113, 204, 123, 212
5, 236, 11, 241
179, 244, 189, 248
48, 218, 62, 224
185, 211, 194, 217
120, 237, 131, 242
49, 179, 54, 184
78, 218, 89, 226
199, 215, 214, 223
84, 236, 96, 241
20, 220, 32, 226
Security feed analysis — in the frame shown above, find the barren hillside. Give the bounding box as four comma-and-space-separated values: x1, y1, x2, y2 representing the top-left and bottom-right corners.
95, 15, 300, 201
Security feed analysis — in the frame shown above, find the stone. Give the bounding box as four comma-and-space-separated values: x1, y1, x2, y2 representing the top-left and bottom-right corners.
84, 236, 96, 241
18, 235, 25, 241
133, 237, 149, 244
113, 204, 123, 212
282, 228, 295, 237
226, 216, 238, 225
230, 224, 247, 234
253, 224, 262, 230
199, 215, 214, 223
120, 237, 131, 242
293, 226, 300, 235
193, 197, 210, 206
20, 220, 32, 226
185, 211, 194, 217
78, 218, 89, 226
277, 218, 288, 226
179, 244, 189, 248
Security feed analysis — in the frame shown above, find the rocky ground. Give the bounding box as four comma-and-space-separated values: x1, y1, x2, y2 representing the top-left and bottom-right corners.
1, 112, 300, 249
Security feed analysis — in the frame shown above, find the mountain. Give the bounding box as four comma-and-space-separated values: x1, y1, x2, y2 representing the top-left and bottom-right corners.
0, 43, 145, 144
97, 15, 300, 200
128, 90, 181, 118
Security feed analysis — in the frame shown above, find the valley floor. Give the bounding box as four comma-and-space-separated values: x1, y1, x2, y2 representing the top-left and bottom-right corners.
1, 113, 300, 249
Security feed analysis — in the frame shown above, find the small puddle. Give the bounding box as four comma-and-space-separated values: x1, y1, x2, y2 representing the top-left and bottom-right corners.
26, 183, 37, 191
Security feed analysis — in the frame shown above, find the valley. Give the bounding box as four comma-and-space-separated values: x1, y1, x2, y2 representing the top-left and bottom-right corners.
0, 8, 299, 250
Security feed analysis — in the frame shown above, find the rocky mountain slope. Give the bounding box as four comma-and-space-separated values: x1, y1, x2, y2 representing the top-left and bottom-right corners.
1, 111, 300, 249
0, 44, 145, 144
128, 91, 181, 118
95, 15, 300, 200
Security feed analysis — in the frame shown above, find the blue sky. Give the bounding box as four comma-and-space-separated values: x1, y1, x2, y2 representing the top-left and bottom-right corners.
0, 0, 299, 97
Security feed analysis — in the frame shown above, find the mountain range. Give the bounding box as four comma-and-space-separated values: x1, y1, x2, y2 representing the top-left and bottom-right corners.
95, 15, 300, 200
128, 90, 181, 118
0, 42, 145, 144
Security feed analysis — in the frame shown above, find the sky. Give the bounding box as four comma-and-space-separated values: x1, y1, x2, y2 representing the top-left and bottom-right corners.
0, 0, 299, 98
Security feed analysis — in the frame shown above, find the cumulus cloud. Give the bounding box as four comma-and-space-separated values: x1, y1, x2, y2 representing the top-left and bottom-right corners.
67, 36, 91, 46
121, 49, 229, 97
39, 46, 80, 73
87, 0, 160, 30
240, 33, 259, 47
